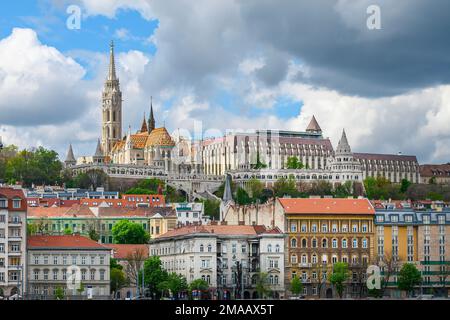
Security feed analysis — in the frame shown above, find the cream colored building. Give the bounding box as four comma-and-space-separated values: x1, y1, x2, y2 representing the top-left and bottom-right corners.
149, 224, 285, 299
27, 235, 111, 299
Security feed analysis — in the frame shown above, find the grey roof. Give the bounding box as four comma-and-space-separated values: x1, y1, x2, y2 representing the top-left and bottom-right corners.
336, 129, 351, 155
223, 173, 233, 202
94, 138, 103, 157
65, 144, 76, 162
375, 209, 450, 224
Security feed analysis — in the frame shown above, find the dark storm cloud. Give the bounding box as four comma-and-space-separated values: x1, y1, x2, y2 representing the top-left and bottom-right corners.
238, 0, 450, 97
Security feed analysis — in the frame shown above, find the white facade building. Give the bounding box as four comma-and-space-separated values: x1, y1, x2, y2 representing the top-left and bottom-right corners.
149, 224, 285, 299
0, 187, 27, 299
174, 202, 211, 226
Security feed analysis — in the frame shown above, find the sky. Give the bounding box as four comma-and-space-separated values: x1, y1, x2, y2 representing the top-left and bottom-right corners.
0, 0, 449, 164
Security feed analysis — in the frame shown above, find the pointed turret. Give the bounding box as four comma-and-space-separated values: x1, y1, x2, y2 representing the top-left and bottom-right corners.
107, 40, 117, 81
93, 139, 105, 164
306, 115, 322, 134
336, 129, 352, 155
140, 112, 148, 133
64, 144, 76, 167
223, 174, 234, 203
148, 97, 155, 133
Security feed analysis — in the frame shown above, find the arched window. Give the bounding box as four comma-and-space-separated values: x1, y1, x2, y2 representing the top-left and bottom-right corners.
342, 238, 348, 248
274, 275, 279, 284
207, 244, 212, 252
322, 238, 328, 248
291, 254, 298, 264
322, 254, 328, 264
301, 238, 307, 248
275, 244, 280, 253
332, 238, 337, 248
312, 238, 317, 248
301, 254, 307, 264
312, 254, 318, 264
352, 238, 358, 248
200, 244, 204, 252
290, 239, 297, 248
268, 244, 273, 252
362, 238, 367, 249
332, 255, 338, 264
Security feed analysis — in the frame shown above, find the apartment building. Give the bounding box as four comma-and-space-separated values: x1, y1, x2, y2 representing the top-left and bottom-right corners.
174, 202, 211, 226
149, 224, 285, 299
27, 235, 111, 299
278, 198, 375, 298
0, 187, 27, 298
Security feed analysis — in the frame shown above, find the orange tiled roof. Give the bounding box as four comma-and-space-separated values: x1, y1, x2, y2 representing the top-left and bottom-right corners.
28, 205, 96, 218
157, 224, 281, 239
278, 198, 375, 215
145, 127, 175, 147
104, 244, 149, 259
28, 235, 109, 249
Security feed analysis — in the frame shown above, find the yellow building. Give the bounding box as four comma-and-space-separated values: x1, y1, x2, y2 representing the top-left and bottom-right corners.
278, 198, 375, 298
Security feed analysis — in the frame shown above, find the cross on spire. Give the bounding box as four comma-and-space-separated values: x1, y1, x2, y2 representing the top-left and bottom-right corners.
108, 40, 117, 81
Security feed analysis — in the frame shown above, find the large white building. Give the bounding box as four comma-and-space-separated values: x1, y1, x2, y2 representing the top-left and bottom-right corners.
149, 224, 285, 299
174, 202, 211, 226
0, 187, 27, 299
27, 235, 111, 299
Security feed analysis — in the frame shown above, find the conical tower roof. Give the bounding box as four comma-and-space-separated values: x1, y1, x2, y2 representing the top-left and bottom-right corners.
107, 40, 117, 81
223, 174, 234, 202
148, 97, 155, 133
65, 144, 76, 163
306, 115, 322, 133
336, 129, 352, 155
140, 112, 148, 133
94, 138, 103, 157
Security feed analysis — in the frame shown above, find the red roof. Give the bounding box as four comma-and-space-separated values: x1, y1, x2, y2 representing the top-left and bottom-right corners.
28, 235, 109, 250
0, 187, 26, 211
104, 244, 149, 259
278, 198, 375, 215
157, 224, 282, 239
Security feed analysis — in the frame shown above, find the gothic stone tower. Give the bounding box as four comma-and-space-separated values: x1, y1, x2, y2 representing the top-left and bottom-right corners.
101, 40, 122, 156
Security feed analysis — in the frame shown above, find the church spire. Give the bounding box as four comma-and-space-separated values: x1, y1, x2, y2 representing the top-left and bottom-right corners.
64, 144, 76, 167
140, 112, 148, 133
336, 129, 352, 155
148, 96, 155, 133
108, 40, 117, 81
306, 115, 322, 134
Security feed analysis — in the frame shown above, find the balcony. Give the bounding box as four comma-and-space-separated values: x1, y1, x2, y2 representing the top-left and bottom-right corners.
298, 263, 312, 268
8, 251, 22, 256
8, 220, 22, 226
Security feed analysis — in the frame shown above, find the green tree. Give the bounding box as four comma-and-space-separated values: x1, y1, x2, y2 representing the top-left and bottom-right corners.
397, 263, 422, 297
159, 273, 188, 299
136, 178, 165, 193
273, 176, 298, 198
88, 227, 100, 242
290, 276, 303, 297
140, 256, 168, 299
124, 187, 155, 195
286, 156, 304, 169
189, 278, 209, 292
73, 169, 108, 190
400, 179, 411, 193
329, 262, 350, 298
334, 181, 353, 198
255, 272, 271, 299
110, 258, 123, 270
111, 268, 127, 297
54, 287, 65, 300
363, 176, 392, 200
309, 180, 333, 196
112, 220, 150, 244
246, 178, 264, 201
235, 187, 252, 205
203, 199, 220, 220
63, 227, 73, 235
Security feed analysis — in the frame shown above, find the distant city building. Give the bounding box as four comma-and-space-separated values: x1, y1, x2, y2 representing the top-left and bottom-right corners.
27, 235, 111, 299
27, 205, 177, 243
375, 209, 450, 297
419, 164, 450, 184
26, 187, 119, 201
174, 202, 210, 226
0, 187, 27, 298
149, 224, 285, 299
278, 198, 375, 298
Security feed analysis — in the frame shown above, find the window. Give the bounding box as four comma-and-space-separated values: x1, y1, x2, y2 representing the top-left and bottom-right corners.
81, 256, 86, 265
332, 224, 338, 233
34, 270, 39, 280
322, 254, 328, 264
405, 215, 413, 223
438, 215, 445, 224
12, 199, 21, 209
44, 256, 49, 264
322, 238, 327, 248
207, 244, 212, 252
291, 254, 298, 264
290, 239, 296, 248
43, 270, 49, 280
275, 244, 280, 253
312, 254, 317, 264
312, 238, 317, 248
332, 256, 337, 264
62, 269, 67, 281
100, 256, 105, 265
100, 270, 105, 281
332, 238, 337, 248
422, 215, 430, 224
301, 238, 307, 248
311, 224, 317, 232
342, 239, 348, 248
342, 256, 348, 263
301, 254, 307, 264
352, 238, 358, 248
199, 244, 204, 252
268, 244, 273, 252
301, 224, 307, 232
90, 270, 95, 280
0, 199, 7, 208
391, 215, 398, 223
342, 224, 348, 232
34, 255, 39, 265
241, 244, 246, 253
71, 255, 77, 265
91, 256, 95, 265
201, 260, 210, 268
376, 216, 384, 222
362, 224, 368, 233
63, 255, 67, 265
231, 244, 236, 254
53, 270, 58, 280
352, 224, 358, 232
322, 223, 328, 233
290, 223, 297, 233
362, 238, 368, 249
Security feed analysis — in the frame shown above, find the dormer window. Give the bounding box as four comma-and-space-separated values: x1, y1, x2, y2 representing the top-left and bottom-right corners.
13, 198, 21, 209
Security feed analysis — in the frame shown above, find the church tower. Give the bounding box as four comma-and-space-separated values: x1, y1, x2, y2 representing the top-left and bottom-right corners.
101, 40, 122, 156
148, 97, 155, 133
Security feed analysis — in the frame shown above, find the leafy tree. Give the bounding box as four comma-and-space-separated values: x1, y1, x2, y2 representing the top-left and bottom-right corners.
111, 268, 127, 297
112, 220, 150, 244
246, 178, 264, 201
159, 273, 188, 299
136, 178, 165, 193
255, 272, 271, 299
310, 180, 333, 196
63, 227, 73, 235
140, 256, 168, 299
329, 262, 350, 298
165, 185, 187, 203
189, 278, 209, 292
363, 176, 392, 200
110, 258, 123, 270
397, 263, 422, 297
88, 228, 100, 242
54, 287, 65, 300
427, 191, 444, 201
235, 187, 252, 205
125, 187, 155, 195
334, 181, 353, 198
203, 199, 220, 220
400, 179, 411, 193
290, 276, 303, 297
273, 176, 298, 198
286, 156, 305, 169
73, 169, 108, 190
